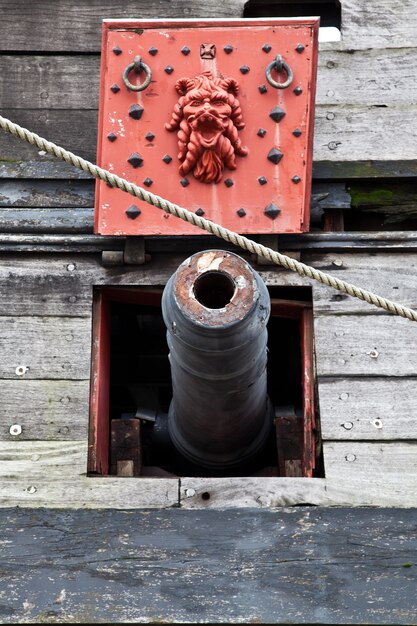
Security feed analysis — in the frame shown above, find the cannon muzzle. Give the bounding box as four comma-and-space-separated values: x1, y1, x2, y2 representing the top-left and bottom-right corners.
162, 250, 273, 472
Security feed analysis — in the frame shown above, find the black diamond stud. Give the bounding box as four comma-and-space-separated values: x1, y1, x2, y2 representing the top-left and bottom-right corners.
292, 175, 301, 184
165, 65, 174, 74
113, 46, 122, 55
262, 43, 272, 53
264, 203, 281, 219
240, 65, 250, 74
127, 153, 144, 168
129, 104, 144, 120
107, 132, 117, 142
296, 44, 305, 53
195, 208, 205, 216
224, 178, 234, 187
237, 208, 246, 217
145, 132, 155, 141
162, 154, 172, 164
181, 46, 191, 55
223, 44, 233, 54
126, 205, 141, 219
148, 47, 158, 56
269, 106, 286, 123
293, 86, 303, 96
258, 84, 268, 94
143, 177, 153, 187
180, 178, 189, 187
110, 84, 120, 93
267, 148, 284, 164
258, 176, 267, 185
257, 128, 267, 138
293, 128, 302, 137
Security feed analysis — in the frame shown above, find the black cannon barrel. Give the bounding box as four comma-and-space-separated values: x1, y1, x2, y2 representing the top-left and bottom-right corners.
161, 250, 273, 472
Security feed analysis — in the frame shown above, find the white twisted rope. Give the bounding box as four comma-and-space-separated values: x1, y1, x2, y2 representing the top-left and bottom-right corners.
1, 113, 416, 323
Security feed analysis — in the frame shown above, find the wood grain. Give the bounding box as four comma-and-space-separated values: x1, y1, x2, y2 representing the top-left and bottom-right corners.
0, 316, 91, 379
314, 315, 417, 376
318, 377, 417, 440
0, 380, 89, 440
0, 181, 93, 208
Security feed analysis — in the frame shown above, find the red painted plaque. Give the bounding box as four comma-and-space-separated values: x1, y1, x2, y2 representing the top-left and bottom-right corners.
95, 19, 319, 235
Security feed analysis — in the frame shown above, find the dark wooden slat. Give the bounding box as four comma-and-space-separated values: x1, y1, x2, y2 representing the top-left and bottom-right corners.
0, 180, 93, 208
0, 208, 93, 233
0, 508, 416, 623
0, 160, 93, 180
0, 1, 246, 52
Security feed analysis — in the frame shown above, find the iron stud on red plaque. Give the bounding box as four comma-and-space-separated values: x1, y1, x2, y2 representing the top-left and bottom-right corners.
95, 18, 319, 235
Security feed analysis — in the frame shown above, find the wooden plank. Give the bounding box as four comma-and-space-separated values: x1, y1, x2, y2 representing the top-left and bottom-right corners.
1, 508, 417, 624
0, 316, 91, 379
180, 475, 417, 507
323, 441, 417, 480
0, 208, 94, 233
0, 180, 93, 208
0, 380, 89, 440
318, 378, 417, 440
0, 1, 247, 52
0, 159, 93, 180
314, 315, 417, 377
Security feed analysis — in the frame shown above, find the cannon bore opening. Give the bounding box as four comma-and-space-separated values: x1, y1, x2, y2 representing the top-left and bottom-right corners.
193, 271, 236, 309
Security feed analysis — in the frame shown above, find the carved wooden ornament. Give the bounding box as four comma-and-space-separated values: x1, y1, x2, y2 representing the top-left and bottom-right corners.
95, 19, 319, 236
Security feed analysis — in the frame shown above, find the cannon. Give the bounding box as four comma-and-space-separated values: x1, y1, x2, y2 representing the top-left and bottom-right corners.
161, 249, 274, 473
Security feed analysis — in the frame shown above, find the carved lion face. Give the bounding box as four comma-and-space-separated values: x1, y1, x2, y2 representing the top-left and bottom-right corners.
165, 71, 248, 184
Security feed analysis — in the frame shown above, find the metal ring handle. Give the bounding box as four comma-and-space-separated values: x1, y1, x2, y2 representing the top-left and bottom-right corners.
265, 55, 293, 89
122, 55, 152, 92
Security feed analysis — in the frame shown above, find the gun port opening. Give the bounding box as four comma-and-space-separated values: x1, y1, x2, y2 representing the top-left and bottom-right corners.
193, 271, 236, 309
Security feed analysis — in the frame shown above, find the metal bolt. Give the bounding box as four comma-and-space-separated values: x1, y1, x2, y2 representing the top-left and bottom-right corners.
223, 44, 233, 54
327, 60, 336, 69
107, 132, 117, 142
113, 46, 122, 55
200, 43, 216, 59
369, 349, 379, 359
332, 258, 343, 267
292, 175, 301, 184
224, 178, 234, 187
237, 208, 246, 217
125, 205, 141, 219
181, 46, 191, 55
328, 141, 340, 151
292, 128, 302, 137
296, 44, 305, 53
143, 177, 153, 187
342, 422, 353, 430
185, 488, 196, 497
269, 106, 286, 123
67, 263, 76, 272
339, 392, 349, 400
162, 154, 172, 164
26, 485, 37, 494
68, 296, 77, 304
15, 365, 29, 376
128, 104, 144, 120
258, 84, 268, 94
345, 453, 356, 462
9, 424, 22, 436
240, 65, 250, 74
195, 208, 205, 216
258, 176, 267, 185
267, 148, 283, 164
180, 178, 189, 187
372, 419, 383, 429
257, 128, 267, 138
145, 132, 155, 141
148, 47, 158, 56
164, 65, 174, 74
127, 153, 144, 168
264, 203, 281, 219
262, 43, 272, 53
293, 86, 303, 95
326, 112, 335, 120
110, 84, 120, 94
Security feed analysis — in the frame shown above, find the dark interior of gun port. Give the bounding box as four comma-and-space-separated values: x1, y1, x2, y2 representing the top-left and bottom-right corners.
193, 271, 236, 309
